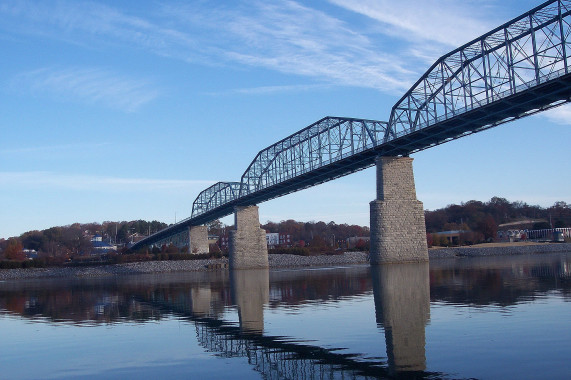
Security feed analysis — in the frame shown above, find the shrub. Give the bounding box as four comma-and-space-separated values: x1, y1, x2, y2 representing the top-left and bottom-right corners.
0, 260, 23, 269
269, 247, 311, 256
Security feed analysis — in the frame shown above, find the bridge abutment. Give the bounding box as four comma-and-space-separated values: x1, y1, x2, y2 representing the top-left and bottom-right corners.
229, 205, 269, 270
369, 156, 428, 264
189, 225, 209, 254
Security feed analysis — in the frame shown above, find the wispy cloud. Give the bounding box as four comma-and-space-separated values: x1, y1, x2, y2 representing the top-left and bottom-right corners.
11, 67, 159, 112
328, 0, 496, 48
0, 142, 113, 155
162, 0, 420, 93
0, 0, 506, 95
0, 172, 212, 191
207, 84, 331, 96
326, 0, 503, 66
541, 103, 571, 125
0, 0, 418, 94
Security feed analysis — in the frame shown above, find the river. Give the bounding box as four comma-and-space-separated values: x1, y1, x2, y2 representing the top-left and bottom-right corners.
0, 252, 569, 379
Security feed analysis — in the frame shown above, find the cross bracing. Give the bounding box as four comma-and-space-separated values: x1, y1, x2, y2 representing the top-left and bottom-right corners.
133, 0, 571, 250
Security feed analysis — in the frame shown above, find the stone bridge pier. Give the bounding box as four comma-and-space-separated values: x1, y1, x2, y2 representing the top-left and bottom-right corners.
189, 225, 209, 254
370, 156, 428, 264
229, 205, 269, 270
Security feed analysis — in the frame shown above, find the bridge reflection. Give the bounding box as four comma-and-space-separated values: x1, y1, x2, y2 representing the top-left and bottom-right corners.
1, 253, 569, 378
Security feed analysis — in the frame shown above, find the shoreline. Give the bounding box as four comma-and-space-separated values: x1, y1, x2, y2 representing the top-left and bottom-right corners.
1, 243, 570, 281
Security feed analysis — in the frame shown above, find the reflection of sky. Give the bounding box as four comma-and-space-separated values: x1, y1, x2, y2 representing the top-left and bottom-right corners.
427, 297, 571, 379
0, 316, 257, 380
263, 294, 382, 357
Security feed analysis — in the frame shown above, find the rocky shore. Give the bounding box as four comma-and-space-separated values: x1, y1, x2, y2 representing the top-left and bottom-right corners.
429, 242, 571, 258
0, 252, 370, 281
1, 243, 569, 281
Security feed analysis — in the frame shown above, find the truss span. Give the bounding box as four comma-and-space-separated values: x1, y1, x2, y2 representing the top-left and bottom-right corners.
133, 0, 571, 250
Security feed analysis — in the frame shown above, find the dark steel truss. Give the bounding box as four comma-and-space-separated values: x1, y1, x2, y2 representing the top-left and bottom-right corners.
388, 0, 571, 138
133, 0, 571, 250
239, 117, 389, 199
192, 182, 242, 218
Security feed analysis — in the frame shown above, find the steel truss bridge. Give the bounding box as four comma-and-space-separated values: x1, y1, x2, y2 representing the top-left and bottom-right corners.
134, 0, 571, 249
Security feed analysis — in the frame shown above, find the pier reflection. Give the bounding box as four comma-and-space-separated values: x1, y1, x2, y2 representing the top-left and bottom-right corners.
230, 269, 269, 334
371, 262, 430, 376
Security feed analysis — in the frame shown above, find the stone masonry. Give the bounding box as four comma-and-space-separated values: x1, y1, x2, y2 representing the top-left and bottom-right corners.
189, 225, 209, 254
229, 205, 269, 270
370, 156, 428, 263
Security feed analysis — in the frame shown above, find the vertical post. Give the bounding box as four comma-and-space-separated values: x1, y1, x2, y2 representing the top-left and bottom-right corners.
229, 205, 269, 269
369, 156, 428, 264
189, 225, 209, 254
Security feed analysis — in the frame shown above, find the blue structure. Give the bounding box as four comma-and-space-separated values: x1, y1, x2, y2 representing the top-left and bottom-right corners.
133, 0, 571, 251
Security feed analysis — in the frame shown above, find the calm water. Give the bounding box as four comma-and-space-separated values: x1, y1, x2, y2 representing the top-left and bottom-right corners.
1, 253, 570, 380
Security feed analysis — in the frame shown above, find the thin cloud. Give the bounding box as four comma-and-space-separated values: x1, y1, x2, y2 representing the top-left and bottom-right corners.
165, 0, 418, 92
208, 84, 332, 96
0, 0, 507, 95
0, 142, 113, 155
0, 0, 419, 94
328, 0, 499, 64
0, 172, 212, 191
12, 67, 159, 112
328, 0, 496, 47
541, 103, 571, 125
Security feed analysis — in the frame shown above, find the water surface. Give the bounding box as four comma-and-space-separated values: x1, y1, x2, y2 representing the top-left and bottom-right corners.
1, 252, 570, 379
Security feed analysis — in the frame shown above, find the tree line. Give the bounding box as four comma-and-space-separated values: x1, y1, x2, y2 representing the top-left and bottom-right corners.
1, 197, 569, 263
207, 219, 370, 249
425, 197, 570, 245
0, 220, 167, 263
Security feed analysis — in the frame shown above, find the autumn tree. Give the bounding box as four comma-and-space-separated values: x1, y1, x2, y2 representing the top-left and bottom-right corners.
206, 219, 224, 236
4, 238, 25, 261
477, 215, 498, 241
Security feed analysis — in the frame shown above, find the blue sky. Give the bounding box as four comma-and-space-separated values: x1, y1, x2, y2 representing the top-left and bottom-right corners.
1, 0, 569, 239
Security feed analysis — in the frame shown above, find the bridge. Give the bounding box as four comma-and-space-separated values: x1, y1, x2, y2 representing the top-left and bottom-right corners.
133, 0, 571, 267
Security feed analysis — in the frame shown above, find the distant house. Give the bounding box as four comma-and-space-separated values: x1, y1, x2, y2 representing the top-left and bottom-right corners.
91, 235, 116, 255
266, 233, 279, 248
128, 233, 147, 244
266, 233, 292, 248
23, 249, 38, 259
346, 236, 370, 249
208, 235, 219, 245
434, 230, 469, 245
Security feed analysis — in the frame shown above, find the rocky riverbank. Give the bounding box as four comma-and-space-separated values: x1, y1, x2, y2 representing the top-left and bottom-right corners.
1, 243, 569, 281
429, 242, 571, 258
0, 252, 370, 281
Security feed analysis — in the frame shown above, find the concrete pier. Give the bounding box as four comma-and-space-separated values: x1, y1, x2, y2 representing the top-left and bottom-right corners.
229, 205, 269, 270
369, 156, 428, 263
189, 225, 209, 254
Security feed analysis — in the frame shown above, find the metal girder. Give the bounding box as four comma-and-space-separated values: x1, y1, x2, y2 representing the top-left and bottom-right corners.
191, 182, 242, 218
239, 117, 389, 198
132, 0, 571, 251
389, 0, 571, 136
